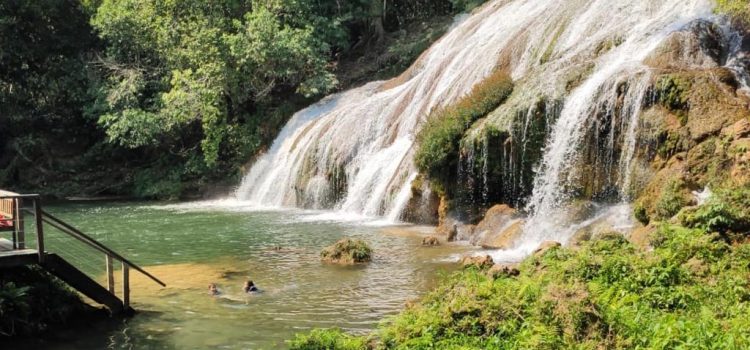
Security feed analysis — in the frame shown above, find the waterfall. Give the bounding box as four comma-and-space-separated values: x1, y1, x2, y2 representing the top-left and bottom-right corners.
236, 1, 550, 218
522, 0, 714, 243
237, 0, 717, 225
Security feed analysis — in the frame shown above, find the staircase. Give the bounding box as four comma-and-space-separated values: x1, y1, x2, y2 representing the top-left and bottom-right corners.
0, 190, 165, 314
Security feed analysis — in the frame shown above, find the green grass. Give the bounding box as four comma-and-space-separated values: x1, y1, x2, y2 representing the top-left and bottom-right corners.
291, 224, 750, 349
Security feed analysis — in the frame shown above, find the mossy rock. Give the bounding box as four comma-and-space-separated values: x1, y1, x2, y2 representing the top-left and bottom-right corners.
320, 238, 373, 264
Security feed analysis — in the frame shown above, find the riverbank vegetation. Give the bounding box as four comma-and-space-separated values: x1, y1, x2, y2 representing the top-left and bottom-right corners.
0, 266, 93, 337
290, 222, 750, 348
0, 0, 486, 200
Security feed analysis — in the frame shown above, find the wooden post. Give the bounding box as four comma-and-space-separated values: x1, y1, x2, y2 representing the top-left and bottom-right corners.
33, 198, 44, 263
122, 263, 130, 310
14, 198, 25, 249
106, 254, 115, 294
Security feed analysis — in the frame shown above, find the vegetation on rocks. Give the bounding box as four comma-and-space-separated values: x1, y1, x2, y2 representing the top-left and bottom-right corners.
716, 0, 750, 26
679, 184, 750, 237
414, 69, 514, 196
290, 224, 750, 349
320, 238, 373, 264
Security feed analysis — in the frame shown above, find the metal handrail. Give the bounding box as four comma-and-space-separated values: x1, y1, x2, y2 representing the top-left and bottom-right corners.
39, 210, 166, 287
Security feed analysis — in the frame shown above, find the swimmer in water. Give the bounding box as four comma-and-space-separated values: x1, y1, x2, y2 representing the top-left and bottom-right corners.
208, 283, 220, 296
243, 280, 259, 293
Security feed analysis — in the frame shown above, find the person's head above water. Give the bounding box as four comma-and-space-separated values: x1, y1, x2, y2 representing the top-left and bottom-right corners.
243, 280, 257, 293
208, 283, 219, 295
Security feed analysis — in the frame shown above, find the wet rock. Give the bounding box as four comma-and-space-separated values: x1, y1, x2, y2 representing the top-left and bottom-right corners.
471, 204, 519, 247
487, 263, 520, 278
456, 224, 476, 241
421, 236, 440, 246
474, 205, 517, 236
569, 228, 593, 247
401, 175, 440, 225
481, 219, 524, 249
644, 19, 727, 69
460, 255, 494, 269
436, 220, 459, 241
533, 241, 561, 257
566, 201, 597, 223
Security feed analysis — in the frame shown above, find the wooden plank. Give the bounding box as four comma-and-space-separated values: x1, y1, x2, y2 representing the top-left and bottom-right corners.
0, 249, 38, 268
43, 254, 124, 314
0, 198, 13, 217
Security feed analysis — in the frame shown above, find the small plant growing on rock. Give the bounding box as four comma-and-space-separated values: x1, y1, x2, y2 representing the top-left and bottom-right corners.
320, 238, 373, 264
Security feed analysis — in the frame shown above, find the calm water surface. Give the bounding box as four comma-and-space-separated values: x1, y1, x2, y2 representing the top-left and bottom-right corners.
20, 201, 473, 349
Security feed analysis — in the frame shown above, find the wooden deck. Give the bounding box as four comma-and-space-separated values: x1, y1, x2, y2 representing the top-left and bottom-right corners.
0, 190, 165, 314
0, 248, 39, 268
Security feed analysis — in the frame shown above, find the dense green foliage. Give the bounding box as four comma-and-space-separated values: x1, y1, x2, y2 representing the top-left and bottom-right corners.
679, 184, 750, 236
320, 238, 373, 264
290, 328, 370, 350
414, 70, 514, 195
1, 0, 484, 199
0, 266, 87, 337
290, 224, 750, 349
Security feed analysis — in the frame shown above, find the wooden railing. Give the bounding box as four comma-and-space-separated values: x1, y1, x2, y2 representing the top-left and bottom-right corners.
0, 190, 164, 310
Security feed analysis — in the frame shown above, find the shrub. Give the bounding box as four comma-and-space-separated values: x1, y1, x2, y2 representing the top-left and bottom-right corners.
679, 184, 750, 235
0, 266, 87, 337
654, 179, 690, 220
633, 202, 649, 225
320, 238, 373, 264
288, 328, 368, 350
414, 70, 513, 190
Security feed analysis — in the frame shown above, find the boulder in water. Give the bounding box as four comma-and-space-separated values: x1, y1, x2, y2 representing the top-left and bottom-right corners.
456, 224, 476, 241
481, 219, 524, 249
320, 238, 373, 264
471, 204, 520, 247
421, 236, 440, 246
460, 255, 494, 269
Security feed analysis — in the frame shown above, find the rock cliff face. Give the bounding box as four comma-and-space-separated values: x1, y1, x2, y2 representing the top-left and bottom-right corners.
427, 15, 750, 253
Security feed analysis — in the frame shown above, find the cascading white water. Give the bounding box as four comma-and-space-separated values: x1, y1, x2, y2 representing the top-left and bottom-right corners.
522, 0, 714, 244
236, 0, 554, 218
237, 0, 717, 226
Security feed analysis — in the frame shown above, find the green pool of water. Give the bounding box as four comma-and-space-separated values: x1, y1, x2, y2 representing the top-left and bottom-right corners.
17, 201, 472, 349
